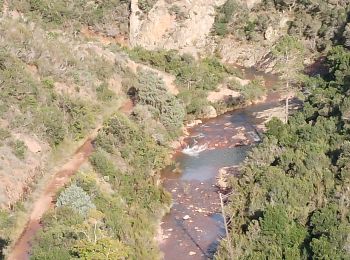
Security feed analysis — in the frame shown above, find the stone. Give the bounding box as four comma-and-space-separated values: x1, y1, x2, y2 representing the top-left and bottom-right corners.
200, 105, 217, 119
264, 25, 277, 41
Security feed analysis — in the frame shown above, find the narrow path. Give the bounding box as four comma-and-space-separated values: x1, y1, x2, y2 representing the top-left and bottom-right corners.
8, 136, 95, 260
8, 99, 134, 260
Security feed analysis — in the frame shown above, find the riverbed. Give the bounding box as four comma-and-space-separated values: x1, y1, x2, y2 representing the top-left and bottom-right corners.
159, 88, 290, 259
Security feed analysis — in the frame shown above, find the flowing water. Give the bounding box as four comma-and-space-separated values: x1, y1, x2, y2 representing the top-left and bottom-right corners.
159, 71, 285, 259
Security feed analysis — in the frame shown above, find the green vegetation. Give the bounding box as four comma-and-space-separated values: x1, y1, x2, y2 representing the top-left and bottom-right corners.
215, 46, 350, 259
212, 0, 238, 36
138, 0, 157, 13
96, 83, 115, 102
133, 70, 185, 132
3, 0, 350, 259
272, 35, 304, 89
56, 184, 96, 217
127, 47, 232, 91
0, 18, 125, 146
8, 0, 130, 35
127, 47, 244, 117
10, 140, 27, 160
228, 78, 266, 101
30, 113, 172, 259
0, 128, 11, 146
213, 0, 350, 53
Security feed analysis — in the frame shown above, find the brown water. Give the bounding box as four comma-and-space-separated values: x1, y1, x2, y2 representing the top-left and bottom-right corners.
159, 91, 285, 259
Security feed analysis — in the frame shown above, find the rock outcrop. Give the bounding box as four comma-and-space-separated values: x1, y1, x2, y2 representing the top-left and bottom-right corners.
130, 0, 226, 56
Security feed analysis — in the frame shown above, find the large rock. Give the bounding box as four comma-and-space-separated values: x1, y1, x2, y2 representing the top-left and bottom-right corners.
200, 105, 217, 119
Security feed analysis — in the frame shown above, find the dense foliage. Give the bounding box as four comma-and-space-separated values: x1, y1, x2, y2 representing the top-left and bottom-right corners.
127, 47, 246, 117
31, 113, 172, 259
8, 0, 130, 35
133, 70, 185, 132
214, 0, 350, 52
215, 47, 350, 259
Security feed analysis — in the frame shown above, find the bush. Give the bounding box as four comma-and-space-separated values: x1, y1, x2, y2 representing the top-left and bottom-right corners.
96, 82, 115, 102
39, 106, 65, 145
212, 0, 239, 36
127, 47, 232, 91
228, 78, 266, 102
89, 149, 120, 179
56, 184, 95, 217
135, 70, 185, 131
9, 0, 130, 35
10, 140, 27, 160
73, 238, 129, 260
0, 128, 10, 145
138, 0, 157, 13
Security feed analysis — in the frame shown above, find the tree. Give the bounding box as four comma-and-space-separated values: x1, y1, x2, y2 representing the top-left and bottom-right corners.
272, 35, 304, 90
272, 35, 304, 122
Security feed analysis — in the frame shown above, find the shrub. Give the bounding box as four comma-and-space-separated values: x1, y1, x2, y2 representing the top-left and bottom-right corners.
212, 0, 239, 36
138, 0, 156, 13
0, 128, 10, 145
89, 149, 119, 179
39, 106, 65, 145
56, 184, 95, 217
96, 82, 115, 102
9, 0, 130, 35
73, 238, 129, 260
127, 47, 232, 91
10, 140, 27, 160
59, 98, 95, 140
228, 78, 266, 102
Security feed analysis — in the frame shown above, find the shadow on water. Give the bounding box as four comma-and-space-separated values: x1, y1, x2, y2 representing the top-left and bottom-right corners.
206, 213, 225, 259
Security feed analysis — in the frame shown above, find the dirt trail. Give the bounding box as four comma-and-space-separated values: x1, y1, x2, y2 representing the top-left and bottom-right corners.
8, 100, 134, 260
8, 135, 95, 260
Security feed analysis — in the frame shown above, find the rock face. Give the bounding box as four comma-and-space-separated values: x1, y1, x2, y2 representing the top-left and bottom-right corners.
130, 0, 226, 56
218, 14, 291, 71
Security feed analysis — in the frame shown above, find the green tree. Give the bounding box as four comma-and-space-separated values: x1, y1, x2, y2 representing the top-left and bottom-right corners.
272, 35, 304, 90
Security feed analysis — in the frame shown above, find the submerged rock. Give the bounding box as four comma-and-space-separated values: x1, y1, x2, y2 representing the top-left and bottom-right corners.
183, 215, 190, 220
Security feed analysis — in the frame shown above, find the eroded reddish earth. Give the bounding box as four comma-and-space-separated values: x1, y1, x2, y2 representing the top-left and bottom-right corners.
8, 138, 95, 260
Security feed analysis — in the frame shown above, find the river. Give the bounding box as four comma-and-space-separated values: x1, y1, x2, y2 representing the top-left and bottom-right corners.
159, 70, 288, 259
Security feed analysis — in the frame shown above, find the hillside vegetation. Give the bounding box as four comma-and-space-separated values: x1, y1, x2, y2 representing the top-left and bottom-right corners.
215, 37, 350, 260
0, 2, 185, 258
1, 0, 350, 259
214, 0, 350, 49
